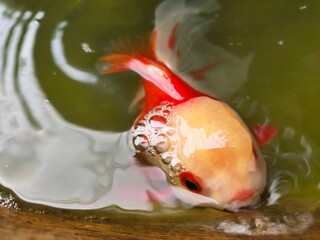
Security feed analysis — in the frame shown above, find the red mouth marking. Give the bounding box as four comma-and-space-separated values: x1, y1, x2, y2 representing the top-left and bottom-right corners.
232, 189, 254, 202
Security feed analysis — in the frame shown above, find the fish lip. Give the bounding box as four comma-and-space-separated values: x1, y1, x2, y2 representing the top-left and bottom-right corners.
231, 189, 254, 202
223, 192, 261, 212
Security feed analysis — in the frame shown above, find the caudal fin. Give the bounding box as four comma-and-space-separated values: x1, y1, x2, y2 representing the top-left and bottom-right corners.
154, 0, 253, 100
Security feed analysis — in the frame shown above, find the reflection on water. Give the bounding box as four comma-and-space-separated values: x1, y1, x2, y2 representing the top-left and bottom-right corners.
0, 2, 178, 211
51, 21, 97, 84
0, 0, 320, 236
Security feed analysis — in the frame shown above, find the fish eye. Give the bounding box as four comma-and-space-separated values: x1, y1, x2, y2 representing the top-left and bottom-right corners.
180, 172, 202, 193
185, 179, 199, 191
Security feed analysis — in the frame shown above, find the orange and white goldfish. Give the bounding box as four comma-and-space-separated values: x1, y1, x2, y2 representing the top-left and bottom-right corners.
100, 0, 277, 211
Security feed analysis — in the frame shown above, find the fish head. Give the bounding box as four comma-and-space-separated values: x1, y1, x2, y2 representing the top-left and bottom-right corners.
172, 96, 266, 211
131, 96, 266, 211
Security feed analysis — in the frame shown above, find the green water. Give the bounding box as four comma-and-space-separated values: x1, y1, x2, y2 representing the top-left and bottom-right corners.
1, 0, 320, 236
7, 0, 320, 135
15, 0, 161, 131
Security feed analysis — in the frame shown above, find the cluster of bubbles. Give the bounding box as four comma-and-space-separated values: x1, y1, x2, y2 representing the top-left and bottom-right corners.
215, 209, 314, 236
0, 192, 20, 210
131, 101, 186, 184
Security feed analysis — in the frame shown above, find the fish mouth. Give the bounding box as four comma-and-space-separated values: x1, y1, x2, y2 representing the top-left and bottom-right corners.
223, 190, 260, 212
232, 189, 254, 202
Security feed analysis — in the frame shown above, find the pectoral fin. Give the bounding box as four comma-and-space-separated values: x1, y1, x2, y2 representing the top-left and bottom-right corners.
252, 124, 279, 146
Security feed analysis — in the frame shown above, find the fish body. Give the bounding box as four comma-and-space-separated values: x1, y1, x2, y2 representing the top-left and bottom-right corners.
130, 96, 266, 211
101, 0, 275, 211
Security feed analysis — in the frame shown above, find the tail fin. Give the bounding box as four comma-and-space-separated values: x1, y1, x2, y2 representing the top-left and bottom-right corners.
155, 0, 221, 66
154, 0, 253, 100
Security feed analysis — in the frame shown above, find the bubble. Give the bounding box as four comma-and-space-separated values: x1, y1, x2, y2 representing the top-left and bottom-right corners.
162, 109, 171, 117
132, 134, 149, 151
172, 163, 182, 172
149, 115, 167, 131
133, 120, 146, 133
148, 148, 157, 157
152, 133, 171, 153
161, 153, 173, 164
154, 107, 162, 112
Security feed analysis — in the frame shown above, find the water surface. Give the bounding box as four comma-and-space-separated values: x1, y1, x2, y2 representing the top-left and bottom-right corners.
0, 0, 320, 236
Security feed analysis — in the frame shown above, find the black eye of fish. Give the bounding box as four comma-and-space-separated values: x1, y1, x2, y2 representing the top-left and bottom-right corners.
180, 171, 202, 193
185, 179, 200, 191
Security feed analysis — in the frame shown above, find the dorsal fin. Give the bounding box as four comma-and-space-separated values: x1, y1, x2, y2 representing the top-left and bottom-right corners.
109, 33, 156, 59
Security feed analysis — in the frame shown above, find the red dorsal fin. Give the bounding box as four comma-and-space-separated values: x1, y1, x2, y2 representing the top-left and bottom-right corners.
110, 34, 155, 58
99, 33, 156, 74
100, 54, 133, 73
252, 124, 279, 146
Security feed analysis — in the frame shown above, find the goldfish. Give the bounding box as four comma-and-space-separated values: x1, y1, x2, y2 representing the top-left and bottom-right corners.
100, 0, 277, 211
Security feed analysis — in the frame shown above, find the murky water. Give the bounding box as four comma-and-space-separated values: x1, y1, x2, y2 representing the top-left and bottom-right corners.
0, 0, 320, 236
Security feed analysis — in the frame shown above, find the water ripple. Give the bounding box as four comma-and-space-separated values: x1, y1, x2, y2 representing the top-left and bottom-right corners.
51, 20, 98, 84
0, 3, 174, 211
0, 0, 319, 235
